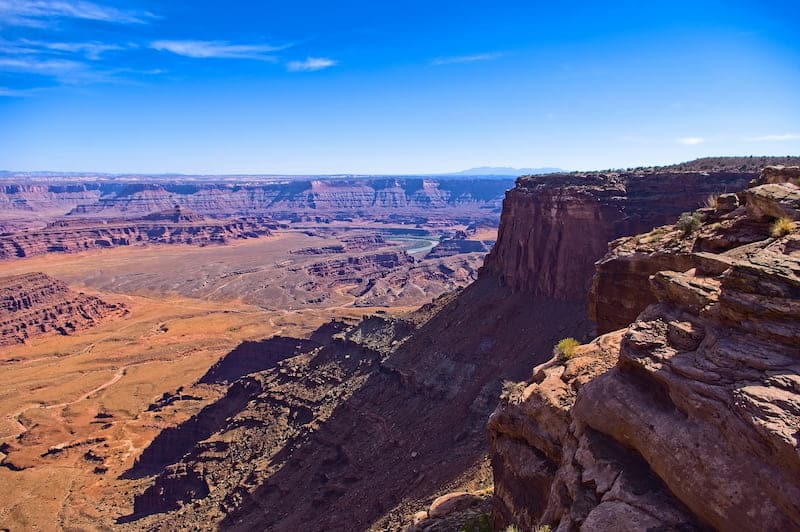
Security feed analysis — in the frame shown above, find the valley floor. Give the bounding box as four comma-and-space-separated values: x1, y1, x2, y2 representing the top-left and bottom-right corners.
0, 226, 479, 529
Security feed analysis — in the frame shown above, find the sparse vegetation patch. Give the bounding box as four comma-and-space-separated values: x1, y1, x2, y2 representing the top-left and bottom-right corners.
676, 212, 702, 237
553, 337, 580, 360
500, 380, 527, 404
771, 217, 796, 238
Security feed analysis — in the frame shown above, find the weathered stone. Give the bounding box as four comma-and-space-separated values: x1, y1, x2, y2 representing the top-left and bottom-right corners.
744, 183, 800, 221
428, 492, 481, 518
488, 163, 800, 531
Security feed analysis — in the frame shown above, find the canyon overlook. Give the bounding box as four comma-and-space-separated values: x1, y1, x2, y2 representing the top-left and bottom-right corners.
0, 160, 798, 531
110, 161, 799, 530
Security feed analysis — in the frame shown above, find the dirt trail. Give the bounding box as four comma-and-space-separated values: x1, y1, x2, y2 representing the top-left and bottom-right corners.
5, 363, 142, 441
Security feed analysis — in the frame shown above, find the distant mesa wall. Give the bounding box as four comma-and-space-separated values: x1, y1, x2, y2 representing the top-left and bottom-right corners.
0, 272, 126, 345
59, 178, 515, 222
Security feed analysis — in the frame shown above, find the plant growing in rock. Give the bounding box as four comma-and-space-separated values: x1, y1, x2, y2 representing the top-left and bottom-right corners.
771, 217, 796, 238
500, 380, 527, 404
553, 337, 580, 360
705, 193, 720, 209
676, 212, 702, 237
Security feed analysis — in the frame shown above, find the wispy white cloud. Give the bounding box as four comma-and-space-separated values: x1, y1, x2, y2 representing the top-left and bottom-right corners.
0, 0, 154, 27
431, 52, 502, 66
743, 133, 800, 142
677, 137, 705, 146
0, 86, 40, 97
1, 38, 125, 60
29, 40, 125, 59
0, 56, 86, 76
151, 40, 289, 60
286, 57, 337, 72
0, 56, 156, 84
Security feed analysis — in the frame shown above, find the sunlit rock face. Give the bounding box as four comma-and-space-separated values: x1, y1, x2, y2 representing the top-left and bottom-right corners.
488, 167, 800, 531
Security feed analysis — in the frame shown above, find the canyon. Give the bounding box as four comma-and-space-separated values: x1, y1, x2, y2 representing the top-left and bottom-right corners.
0, 159, 798, 531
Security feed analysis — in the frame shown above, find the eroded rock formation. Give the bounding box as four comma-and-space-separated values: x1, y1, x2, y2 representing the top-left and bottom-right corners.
0, 272, 126, 345
488, 166, 800, 531
483, 170, 752, 300
0, 210, 277, 260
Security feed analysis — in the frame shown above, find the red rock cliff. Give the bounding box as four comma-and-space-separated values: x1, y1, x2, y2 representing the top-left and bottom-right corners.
482, 171, 753, 300
488, 166, 800, 531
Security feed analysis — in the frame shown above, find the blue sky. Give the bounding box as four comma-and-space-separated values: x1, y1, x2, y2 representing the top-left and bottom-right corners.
0, 0, 799, 174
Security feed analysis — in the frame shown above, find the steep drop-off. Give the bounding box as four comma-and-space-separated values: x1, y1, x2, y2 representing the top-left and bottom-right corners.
483, 170, 753, 300
114, 164, 767, 530
488, 166, 800, 531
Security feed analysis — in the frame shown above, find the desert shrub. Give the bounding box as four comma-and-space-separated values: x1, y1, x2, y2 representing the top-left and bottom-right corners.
461, 513, 492, 532
534, 526, 552, 532
500, 380, 527, 404
704, 193, 719, 209
553, 337, 580, 360
676, 212, 702, 237
771, 217, 796, 238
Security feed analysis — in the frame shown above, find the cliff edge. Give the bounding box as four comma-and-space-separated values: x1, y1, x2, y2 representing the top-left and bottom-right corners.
488, 166, 800, 531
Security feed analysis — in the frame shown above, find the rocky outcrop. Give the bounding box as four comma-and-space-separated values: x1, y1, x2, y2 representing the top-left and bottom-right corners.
305, 251, 415, 283
0, 212, 276, 260
425, 236, 490, 259
0, 272, 126, 345
483, 170, 753, 300
488, 166, 800, 531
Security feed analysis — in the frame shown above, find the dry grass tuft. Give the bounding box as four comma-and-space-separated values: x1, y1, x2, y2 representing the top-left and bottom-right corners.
553, 337, 580, 361
771, 217, 796, 238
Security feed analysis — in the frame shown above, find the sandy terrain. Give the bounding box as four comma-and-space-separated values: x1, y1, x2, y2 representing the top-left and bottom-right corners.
0, 227, 461, 529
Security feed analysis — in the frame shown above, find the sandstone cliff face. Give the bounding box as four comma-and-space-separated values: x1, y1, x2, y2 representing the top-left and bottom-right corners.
0, 272, 126, 345
488, 166, 800, 531
483, 171, 752, 300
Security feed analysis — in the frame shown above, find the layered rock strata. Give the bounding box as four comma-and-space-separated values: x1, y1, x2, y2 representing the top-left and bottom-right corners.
0, 211, 276, 260
0, 272, 126, 345
488, 166, 800, 531
483, 170, 753, 300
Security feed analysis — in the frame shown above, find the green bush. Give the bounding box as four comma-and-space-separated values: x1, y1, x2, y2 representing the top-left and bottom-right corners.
553, 337, 580, 360
676, 212, 702, 237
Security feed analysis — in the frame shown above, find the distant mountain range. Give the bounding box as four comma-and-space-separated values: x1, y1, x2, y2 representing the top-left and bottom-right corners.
448, 166, 563, 176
